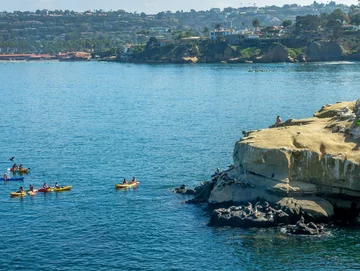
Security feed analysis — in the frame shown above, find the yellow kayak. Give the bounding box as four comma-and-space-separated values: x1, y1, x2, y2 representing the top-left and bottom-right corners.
9, 168, 30, 173
27, 189, 38, 196
18, 168, 30, 173
10, 191, 27, 197
53, 186, 72, 192
115, 182, 140, 189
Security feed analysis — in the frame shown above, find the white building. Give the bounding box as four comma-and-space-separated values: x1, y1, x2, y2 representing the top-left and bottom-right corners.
210, 29, 240, 40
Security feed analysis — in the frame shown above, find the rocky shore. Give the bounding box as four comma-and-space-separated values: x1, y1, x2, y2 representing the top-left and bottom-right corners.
175, 99, 360, 234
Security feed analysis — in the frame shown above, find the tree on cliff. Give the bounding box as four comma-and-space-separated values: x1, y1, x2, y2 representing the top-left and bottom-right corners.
349, 13, 360, 25
281, 19, 293, 27
328, 8, 350, 24
184, 28, 195, 38
348, 5, 360, 25
145, 37, 159, 50
203, 27, 210, 36
215, 23, 222, 31
295, 15, 322, 34
324, 9, 350, 38
252, 19, 260, 31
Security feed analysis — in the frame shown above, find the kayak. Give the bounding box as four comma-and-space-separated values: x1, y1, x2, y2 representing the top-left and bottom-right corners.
53, 186, 72, 192
8, 168, 30, 173
27, 189, 38, 196
115, 182, 140, 189
1, 177, 24, 181
10, 191, 27, 197
38, 187, 52, 193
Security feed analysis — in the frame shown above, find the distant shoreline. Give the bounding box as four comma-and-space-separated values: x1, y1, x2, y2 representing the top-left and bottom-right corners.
0, 59, 358, 65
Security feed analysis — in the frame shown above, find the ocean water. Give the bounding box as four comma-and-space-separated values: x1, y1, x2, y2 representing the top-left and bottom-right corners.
0, 61, 360, 270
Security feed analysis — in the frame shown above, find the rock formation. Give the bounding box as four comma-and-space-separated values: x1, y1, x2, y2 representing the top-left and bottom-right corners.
306, 41, 344, 62
209, 201, 290, 227
174, 184, 195, 195
188, 99, 360, 229
254, 44, 294, 63
286, 216, 325, 235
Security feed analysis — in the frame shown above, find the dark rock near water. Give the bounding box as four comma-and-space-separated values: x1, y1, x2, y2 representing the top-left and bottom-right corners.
185, 180, 215, 204
286, 216, 324, 235
346, 50, 360, 61
209, 202, 290, 228
174, 185, 195, 195
297, 53, 307, 62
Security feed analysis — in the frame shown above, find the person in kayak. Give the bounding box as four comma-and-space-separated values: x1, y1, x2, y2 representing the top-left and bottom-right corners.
11, 164, 18, 171
131, 177, 137, 183
17, 186, 24, 193
19, 164, 24, 170
3, 173, 9, 181
122, 178, 127, 184
43, 182, 50, 189
55, 182, 60, 188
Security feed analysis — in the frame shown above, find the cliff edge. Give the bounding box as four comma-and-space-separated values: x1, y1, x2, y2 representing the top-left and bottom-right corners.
191, 99, 360, 225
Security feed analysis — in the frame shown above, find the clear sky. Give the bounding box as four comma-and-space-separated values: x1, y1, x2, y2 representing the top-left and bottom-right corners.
1, 0, 358, 13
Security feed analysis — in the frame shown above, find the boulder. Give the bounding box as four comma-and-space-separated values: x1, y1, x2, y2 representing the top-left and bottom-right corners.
346, 50, 360, 61
297, 53, 307, 62
186, 180, 215, 203
286, 216, 324, 235
277, 197, 334, 223
254, 44, 294, 63
307, 41, 344, 62
174, 185, 195, 195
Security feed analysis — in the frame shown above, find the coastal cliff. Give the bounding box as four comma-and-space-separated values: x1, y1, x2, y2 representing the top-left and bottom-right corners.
120, 39, 360, 64
188, 99, 360, 227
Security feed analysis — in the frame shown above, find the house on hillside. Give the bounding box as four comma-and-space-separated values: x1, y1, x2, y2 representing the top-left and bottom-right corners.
210, 29, 240, 40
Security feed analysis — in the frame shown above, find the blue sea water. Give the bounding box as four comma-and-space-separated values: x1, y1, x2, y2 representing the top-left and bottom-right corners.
0, 61, 360, 270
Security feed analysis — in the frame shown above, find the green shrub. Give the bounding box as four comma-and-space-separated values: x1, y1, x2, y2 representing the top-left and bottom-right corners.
239, 47, 261, 58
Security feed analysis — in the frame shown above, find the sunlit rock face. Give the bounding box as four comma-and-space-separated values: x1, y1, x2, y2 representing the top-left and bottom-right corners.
206, 100, 360, 221
232, 100, 360, 196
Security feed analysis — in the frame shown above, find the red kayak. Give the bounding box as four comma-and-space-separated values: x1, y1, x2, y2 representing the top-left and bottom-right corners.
38, 187, 52, 193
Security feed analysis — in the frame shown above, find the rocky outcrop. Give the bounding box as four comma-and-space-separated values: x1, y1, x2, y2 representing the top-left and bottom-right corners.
254, 44, 294, 63
286, 216, 325, 235
306, 41, 344, 62
198, 43, 238, 63
209, 201, 290, 227
231, 100, 360, 203
297, 53, 307, 62
346, 50, 360, 61
186, 180, 215, 204
186, 99, 360, 228
174, 184, 195, 195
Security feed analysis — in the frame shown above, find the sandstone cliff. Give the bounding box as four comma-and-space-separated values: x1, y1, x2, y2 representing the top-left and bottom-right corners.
306, 41, 345, 62
254, 44, 294, 63
195, 99, 360, 223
